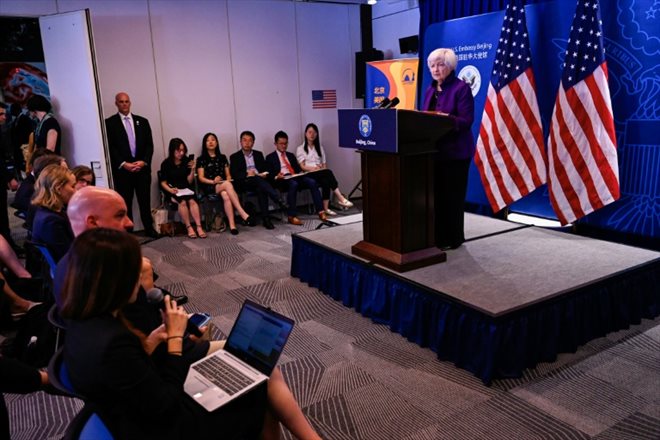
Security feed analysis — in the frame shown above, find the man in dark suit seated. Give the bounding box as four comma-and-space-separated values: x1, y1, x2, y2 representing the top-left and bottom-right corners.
105, 92, 158, 238
229, 130, 286, 230
265, 131, 327, 225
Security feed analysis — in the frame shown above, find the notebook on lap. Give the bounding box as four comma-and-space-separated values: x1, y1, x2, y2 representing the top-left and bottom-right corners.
184, 300, 294, 412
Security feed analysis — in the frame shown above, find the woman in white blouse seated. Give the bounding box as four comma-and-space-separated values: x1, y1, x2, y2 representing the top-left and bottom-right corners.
296, 123, 353, 216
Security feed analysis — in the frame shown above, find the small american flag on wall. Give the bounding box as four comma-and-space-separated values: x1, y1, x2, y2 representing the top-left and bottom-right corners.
312, 90, 337, 109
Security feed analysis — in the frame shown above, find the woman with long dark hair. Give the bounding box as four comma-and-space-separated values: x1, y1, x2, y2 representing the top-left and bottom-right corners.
159, 138, 206, 238
296, 123, 353, 216
61, 228, 321, 439
196, 132, 254, 235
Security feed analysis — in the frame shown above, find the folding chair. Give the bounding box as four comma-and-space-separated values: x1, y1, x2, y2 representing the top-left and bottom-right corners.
64, 405, 114, 440
195, 177, 224, 231
47, 347, 79, 398
23, 241, 57, 302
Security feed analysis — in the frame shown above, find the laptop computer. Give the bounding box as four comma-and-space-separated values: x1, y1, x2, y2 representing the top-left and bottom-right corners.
184, 300, 294, 412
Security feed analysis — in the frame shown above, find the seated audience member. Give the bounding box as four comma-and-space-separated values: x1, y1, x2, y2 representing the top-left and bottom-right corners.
22, 153, 68, 232
26, 94, 62, 155
0, 237, 37, 322
296, 123, 353, 215
13, 148, 62, 214
266, 131, 327, 225
1, 357, 49, 440
70, 165, 95, 190
0, 103, 19, 251
0, 235, 30, 280
56, 187, 202, 360
30, 165, 76, 262
159, 138, 206, 239
0, 272, 39, 322
196, 132, 255, 235
61, 228, 321, 440
9, 102, 34, 174
229, 130, 286, 230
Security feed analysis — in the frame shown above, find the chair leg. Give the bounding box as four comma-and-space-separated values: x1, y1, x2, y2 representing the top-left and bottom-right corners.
54, 328, 61, 352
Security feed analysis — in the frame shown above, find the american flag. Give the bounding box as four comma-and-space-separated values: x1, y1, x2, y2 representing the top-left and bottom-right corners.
474, 0, 547, 213
547, 0, 619, 225
311, 90, 337, 109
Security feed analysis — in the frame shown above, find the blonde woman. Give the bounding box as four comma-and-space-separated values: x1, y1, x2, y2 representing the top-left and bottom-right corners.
31, 164, 76, 261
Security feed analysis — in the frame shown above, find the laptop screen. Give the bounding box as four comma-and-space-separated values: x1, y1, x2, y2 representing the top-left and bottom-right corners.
224, 300, 295, 375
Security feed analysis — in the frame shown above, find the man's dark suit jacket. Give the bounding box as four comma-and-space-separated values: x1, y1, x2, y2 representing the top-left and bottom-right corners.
105, 113, 154, 170
265, 150, 303, 177
229, 149, 269, 180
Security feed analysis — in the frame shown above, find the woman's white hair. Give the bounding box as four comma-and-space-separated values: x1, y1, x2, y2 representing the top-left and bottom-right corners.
427, 48, 458, 72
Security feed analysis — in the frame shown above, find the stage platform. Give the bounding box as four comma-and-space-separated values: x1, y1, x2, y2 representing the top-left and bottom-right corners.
291, 213, 660, 383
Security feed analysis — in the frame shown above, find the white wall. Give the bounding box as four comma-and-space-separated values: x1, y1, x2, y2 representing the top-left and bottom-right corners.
0, 0, 362, 225
372, 0, 420, 59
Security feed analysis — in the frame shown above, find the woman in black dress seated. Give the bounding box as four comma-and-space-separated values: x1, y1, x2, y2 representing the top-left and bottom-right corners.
196, 132, 254, 235
61, 228, 321, 440
160, 138, 206, 238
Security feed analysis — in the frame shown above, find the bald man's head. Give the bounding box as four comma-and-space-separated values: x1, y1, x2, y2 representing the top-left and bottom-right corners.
115, 92, 131, 116
67, 187, 134, 236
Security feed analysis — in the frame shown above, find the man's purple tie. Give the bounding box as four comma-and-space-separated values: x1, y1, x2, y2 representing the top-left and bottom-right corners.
124, 116, 137, 157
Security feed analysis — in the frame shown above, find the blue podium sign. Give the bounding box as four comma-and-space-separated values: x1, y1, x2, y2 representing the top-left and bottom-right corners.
337, 109, 398, 153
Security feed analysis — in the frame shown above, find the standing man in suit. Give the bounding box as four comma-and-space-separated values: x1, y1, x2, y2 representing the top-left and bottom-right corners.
105, 92, 157, 237
265, 131, 327, 225
230, 130, 286, 230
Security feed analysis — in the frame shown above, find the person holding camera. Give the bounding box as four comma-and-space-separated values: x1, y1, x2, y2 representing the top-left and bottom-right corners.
159, 138, 206, 239
196, 132, 255, 235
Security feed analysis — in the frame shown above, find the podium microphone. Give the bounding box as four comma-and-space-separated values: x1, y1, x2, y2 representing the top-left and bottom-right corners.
382, 97, 400, 109
374, 97, 390, 109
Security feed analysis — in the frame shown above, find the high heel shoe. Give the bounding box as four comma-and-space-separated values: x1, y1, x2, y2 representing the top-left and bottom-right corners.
337, 197, 353, 209
186, 224, 197, 239
230, 228, 239, 235
11, 301, 42, 321
196, 225, 207, 238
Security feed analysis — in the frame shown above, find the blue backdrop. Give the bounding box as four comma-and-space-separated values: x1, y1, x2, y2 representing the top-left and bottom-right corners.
419, 0, 659, 242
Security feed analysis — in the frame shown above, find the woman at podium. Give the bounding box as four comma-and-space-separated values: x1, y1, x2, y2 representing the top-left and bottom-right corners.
422, 48, 475, 249
296, 123, 353, 216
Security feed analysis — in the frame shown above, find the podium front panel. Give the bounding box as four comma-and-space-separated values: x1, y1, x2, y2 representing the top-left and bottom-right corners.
338, 109, 398, 153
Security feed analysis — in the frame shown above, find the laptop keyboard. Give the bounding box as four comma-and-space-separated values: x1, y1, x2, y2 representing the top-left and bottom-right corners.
192, 355, 256, 396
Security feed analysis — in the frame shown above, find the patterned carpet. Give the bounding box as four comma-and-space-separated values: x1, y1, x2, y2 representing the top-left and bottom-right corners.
6, 209, 660, 439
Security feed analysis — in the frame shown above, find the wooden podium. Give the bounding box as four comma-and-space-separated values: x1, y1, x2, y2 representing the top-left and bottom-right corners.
338, 109, 453, 272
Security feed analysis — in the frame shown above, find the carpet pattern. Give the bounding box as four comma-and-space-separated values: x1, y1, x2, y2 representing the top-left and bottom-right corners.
6, 210, 660, 439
